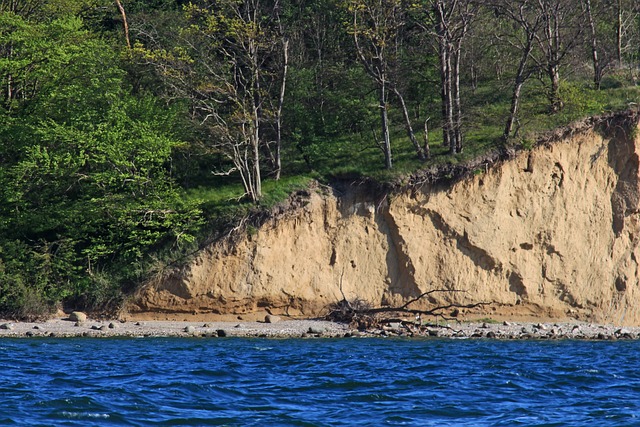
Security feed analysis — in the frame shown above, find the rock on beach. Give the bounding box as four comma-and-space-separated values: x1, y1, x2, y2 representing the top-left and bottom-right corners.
1, 316, 639, 340
265, 315, 281, 324
69, 312, 87, 322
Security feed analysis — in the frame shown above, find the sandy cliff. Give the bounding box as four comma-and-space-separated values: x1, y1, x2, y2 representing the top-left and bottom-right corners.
130, 112, 640, 325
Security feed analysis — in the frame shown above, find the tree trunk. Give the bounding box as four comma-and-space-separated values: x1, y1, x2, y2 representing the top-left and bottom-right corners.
445, 48, 456, 154
617, 0, 623, 67
274, 38, 289, 180
439, 49, 450, 150
504, 79, 524, 140
4, 46, 12, 109
250, 40, 262, 201
392, 87, 425, 161
504, 34, 534, 140
584, 0, 602, 89
549, 64, 562, 113
540, 2, 563, 113
379, 81, 392, 169
115, 0, 131, 50
423, 117, 431, 160
252, 129, 262, 200
436, 2, 451, 151
452, 41, 463, 153
5, 73, 11, 107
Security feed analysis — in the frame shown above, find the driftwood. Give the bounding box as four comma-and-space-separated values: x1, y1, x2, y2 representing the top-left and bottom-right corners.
326, 286, 488, 330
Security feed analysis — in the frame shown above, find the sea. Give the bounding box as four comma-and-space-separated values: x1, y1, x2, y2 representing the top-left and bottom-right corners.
1, 337, 639, 426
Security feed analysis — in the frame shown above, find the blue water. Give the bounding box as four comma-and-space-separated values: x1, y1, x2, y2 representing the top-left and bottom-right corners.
1, 338, 640, 426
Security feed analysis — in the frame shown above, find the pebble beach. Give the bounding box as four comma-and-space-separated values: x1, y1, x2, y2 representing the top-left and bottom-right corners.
1, 315, 639, 340
0, 317, 350, 338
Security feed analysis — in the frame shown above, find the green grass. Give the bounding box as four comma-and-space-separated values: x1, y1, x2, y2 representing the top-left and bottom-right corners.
185, 175, 313, 208
183, 174, 314, 242
182, 72, 640, 229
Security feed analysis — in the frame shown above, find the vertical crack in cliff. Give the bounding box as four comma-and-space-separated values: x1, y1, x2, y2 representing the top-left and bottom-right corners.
608, 135, 640, 236
377, 205, 422, 300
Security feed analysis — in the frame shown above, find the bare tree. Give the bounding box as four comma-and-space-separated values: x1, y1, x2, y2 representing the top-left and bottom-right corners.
584, 0, 603, 89
616, 0, 640, 69
0, 0, 45, 16
616, 0, 624, 67
262, 13, 291, 181
580, 0, 635, 90
530, 0, 583, 113
347, 0, 427, 168
348, 0, 393, 169
416, 0, 476, 154
491, 0, 544, 139
135, 0, 288, 201
274, 37, 289, 180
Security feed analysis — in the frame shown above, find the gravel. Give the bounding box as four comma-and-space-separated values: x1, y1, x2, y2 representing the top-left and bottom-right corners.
0, 318, 352, 339
1, 318, 639, 340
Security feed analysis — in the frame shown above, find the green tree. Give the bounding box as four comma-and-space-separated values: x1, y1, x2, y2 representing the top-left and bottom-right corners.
0, 12, 200, 317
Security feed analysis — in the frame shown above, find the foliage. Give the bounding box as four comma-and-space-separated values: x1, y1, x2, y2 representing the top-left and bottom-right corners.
1, 0, 640, 319
0, 11, 201, 318
134, 0, 291, 202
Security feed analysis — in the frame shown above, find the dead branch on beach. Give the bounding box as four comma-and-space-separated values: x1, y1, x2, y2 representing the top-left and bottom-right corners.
326, 285, 488, 330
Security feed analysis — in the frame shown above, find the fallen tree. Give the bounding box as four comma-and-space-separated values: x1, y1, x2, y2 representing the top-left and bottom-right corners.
326, 286, 488, 331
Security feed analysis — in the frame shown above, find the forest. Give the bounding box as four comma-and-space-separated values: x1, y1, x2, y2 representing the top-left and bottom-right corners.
1, 0, 640, 319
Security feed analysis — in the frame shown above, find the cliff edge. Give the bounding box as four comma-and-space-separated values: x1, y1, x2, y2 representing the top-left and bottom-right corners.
129, 111, 640, 325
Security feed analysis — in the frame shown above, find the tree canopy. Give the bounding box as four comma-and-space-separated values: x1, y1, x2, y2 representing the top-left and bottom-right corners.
1, 0, 639, 318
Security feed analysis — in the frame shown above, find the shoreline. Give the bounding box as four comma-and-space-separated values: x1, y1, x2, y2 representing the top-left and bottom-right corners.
1, 317, 639, 340
0, 318, 351, 339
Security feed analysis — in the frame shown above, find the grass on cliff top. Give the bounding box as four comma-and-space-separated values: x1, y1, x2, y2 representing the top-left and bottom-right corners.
288, 75, 640, 184
188, 73, 640, 225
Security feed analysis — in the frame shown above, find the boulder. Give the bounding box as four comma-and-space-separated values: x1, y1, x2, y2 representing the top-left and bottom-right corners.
216, 329, 228, 337
184, 325, 196, 334
265, 314, 281, 324
0, 323, 14, 330
534, 323, 547, 331
69, 312, 87, 322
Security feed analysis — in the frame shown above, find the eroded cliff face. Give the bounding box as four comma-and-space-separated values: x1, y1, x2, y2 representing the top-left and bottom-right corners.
130, 114, 640, 325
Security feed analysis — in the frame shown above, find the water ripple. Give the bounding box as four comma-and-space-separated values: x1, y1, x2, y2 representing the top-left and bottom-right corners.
2, 338, 640, 425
